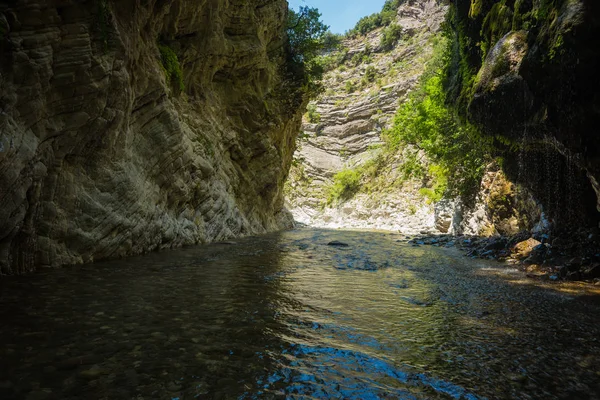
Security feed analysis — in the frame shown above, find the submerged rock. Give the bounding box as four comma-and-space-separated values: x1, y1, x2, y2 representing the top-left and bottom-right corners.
327, 241, 349, 247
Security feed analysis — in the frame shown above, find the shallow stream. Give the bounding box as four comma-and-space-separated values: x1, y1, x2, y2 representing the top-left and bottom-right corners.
1, 229, 599, 399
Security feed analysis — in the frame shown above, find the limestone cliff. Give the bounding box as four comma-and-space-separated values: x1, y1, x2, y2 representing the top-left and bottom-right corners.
0, 0, 303, 274
446, 0, 600, 228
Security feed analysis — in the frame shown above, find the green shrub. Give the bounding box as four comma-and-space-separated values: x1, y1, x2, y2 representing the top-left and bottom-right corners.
380, 23, 403, 51
419, 165, 448, 203
306, 103, 321, 123
322, 31, 343, 51
345, 80, 356, 93
158, 44, 185, 92
365, 66, 378, 82
399, 150, 426, 180
327, 169, 362, 204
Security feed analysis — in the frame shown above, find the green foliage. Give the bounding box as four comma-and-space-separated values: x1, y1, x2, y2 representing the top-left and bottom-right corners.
346, 0, 402, 37
286, 6, 330, 98
322, 31, 343, 51
345, 80, 356, 93
365, 65, 378, 82
398, 150, 426, 180
419, 165, 448, 203
306, 103, 321, 123
386, 35, 491, 199
380, 23, 403, 51
327, 168, 362, 204
320, 47, 348, 72
548, 33, 564, 60
158, 44, 185, 92
287, 7, 330, 63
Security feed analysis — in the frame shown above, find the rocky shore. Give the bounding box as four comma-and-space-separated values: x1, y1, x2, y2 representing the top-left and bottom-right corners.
406, 230, 600, 284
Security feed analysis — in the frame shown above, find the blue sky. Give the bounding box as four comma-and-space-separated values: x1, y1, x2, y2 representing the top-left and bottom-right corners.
288, 0, 388, 34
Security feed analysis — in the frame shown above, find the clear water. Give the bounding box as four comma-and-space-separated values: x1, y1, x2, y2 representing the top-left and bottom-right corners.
1, 229, 599, 400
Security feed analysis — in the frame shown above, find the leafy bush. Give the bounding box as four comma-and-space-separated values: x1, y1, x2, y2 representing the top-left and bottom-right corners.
322, 31, 343, 51
380, 23, 403, 51
320, 47, 348, 72
345, 80, 356, 93
327, 169, 362, 204
419, 164, 448, 203
365, 66, 378, 82
158, 44, 185, 92
306, 103, 321, 123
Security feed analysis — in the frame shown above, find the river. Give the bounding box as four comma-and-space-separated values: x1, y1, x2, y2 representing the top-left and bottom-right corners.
1, 229, 599, 399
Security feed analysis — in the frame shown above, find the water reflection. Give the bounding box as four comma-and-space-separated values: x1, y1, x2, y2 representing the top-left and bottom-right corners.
0, 229, 599, 399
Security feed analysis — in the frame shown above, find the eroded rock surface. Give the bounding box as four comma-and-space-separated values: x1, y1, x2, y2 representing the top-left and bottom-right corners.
0, 0, 303, 274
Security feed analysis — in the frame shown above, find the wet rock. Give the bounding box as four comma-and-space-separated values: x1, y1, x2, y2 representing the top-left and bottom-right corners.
483, 238, 508, 251
512, 238, 542, 259
327, 241, 349, 247
57, 355, 102, 370
558, 265, 569, 278
567, 271, 582, 281
25, 390, 52, 400
584, 264, 600, 279
80, 365, 105, 379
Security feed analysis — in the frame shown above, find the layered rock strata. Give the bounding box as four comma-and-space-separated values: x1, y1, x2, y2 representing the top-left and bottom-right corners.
0, 0, 303, 274
286, 0, 447, 233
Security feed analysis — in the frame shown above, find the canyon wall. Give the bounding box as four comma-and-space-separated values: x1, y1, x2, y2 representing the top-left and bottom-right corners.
447, 0, 600, 228
0, 0, 303, 274
286, 0, 447, 233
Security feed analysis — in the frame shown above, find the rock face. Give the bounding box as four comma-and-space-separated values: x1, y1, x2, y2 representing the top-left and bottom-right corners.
447, 0, 600, 228
434, 166, 541, 236
286, 0, 447, 233
0, 0, 303, 274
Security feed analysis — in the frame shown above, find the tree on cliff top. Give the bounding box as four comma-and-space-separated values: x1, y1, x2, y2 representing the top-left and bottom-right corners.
286, 6, 329, 97
287, 6, 329, 63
